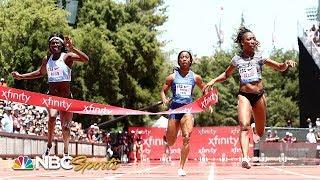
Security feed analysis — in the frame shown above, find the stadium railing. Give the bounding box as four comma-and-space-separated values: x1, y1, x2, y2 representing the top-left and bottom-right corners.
0, 131, 107, 159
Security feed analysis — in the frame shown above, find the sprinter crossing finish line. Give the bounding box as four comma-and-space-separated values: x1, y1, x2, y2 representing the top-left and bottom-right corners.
0, 86, 218, 115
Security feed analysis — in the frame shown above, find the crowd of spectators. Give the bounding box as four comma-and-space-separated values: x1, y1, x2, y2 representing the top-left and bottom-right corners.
264, 118, 320, 144
0, 99, 143, 162
305, 118, 320, 143
305, 24, 320, 46
264, 129, 297, 143
0, 100, 91, 142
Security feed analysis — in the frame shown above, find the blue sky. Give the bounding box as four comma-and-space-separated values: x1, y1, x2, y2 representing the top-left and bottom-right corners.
159, 0, 318, 60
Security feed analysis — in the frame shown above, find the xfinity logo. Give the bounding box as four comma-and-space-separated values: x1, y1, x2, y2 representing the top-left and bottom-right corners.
1, 89, 31, 104
83, 104, 113, 115
208, 135, 239, 147
42, 97, 72, 111
201, 91, 218, 109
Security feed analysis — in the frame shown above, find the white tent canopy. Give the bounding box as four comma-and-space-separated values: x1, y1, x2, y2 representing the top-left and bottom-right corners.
152, 116, 168, 128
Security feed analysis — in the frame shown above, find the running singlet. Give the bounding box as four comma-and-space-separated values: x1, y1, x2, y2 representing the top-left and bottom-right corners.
171, 70, 196, 104
231, 52, 267, 84
46, 53, 71, 82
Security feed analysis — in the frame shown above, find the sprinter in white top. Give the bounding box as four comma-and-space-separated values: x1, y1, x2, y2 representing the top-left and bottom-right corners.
204, 27, 296, 169
12, 33, 89, 157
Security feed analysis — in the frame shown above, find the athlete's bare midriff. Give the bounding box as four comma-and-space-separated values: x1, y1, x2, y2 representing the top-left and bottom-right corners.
48, 81, 71, 98
239, 80, 264, 94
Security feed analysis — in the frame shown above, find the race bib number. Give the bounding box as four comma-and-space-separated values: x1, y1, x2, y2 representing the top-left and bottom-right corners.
48, 67, 63, 78
239, 66, 259, 82
176, 84, 192, 96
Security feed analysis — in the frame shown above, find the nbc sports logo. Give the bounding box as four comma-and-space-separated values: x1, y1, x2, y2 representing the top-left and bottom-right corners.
12, 156, 34, 170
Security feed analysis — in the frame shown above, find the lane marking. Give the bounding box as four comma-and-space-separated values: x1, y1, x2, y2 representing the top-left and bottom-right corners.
208, 163, 215, 180
1, 171, 61, 179
266, 166, 320, 179
99, 165, 164, 180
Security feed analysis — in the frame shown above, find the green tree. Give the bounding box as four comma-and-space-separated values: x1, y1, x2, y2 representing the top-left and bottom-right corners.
75, 0, 168, 129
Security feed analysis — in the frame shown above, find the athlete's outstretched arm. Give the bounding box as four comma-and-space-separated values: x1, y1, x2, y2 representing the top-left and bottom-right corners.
12, 57, 47, 80
265, 58, 296, 72
205, 65, 236, 88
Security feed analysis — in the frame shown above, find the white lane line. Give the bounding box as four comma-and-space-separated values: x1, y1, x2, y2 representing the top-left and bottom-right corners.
1, 171, 61, 179
207, 163, 215, 180
266, 166, 320, 179
98, 165, 164, 180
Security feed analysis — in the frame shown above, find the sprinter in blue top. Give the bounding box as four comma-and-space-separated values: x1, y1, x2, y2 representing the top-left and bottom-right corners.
161, 50, 205, 176
12, 33, 89, 158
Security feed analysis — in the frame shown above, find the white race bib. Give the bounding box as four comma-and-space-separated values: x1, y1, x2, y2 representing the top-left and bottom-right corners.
48, 67, 63, 78
176, 84, 192, 96
239, 66, 259, 82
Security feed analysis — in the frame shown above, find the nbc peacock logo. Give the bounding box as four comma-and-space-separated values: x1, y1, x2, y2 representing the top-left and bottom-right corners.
12, 156, 34, 170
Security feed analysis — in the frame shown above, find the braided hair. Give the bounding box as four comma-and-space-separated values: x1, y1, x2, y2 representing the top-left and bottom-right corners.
234, 27, 259, 53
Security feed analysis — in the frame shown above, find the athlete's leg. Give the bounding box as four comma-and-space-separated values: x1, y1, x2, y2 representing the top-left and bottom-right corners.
252, 95, 267, 137
237, 95, 252, 164
60, 111, 73, 155
166, 119, 180, 146
179, 114, 194, 170
47, 109, 58, 149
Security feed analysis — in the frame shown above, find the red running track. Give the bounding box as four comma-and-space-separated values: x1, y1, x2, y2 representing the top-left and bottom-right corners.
0, 159, 320, 180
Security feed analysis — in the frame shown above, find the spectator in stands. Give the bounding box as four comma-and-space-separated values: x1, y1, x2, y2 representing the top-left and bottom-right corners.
316, 130, 320, 142
204, 27, 296, 169
314, 26, 320, 46
307, 118, 313, 128
12, 33, 89, 157
0, 78, 8, 87
289, 132, 296, 143
132, 131, 144, 163
306, 25, 317, 43
265, 129, 279, 142
281, 132, 291, 143
119, 131, 130, 163
1, 106, 13, 133
104, 133, 113, 159
316, 118, 320, 130
12, 105, 22, 133
306, 128, 317, 143
87, 125, 95, 143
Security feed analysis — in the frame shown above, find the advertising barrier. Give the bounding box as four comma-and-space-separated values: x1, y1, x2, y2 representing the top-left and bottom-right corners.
129, 126, 252, 161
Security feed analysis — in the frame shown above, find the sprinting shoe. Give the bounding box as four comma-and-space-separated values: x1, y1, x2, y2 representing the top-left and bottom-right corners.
178, 168, 186, 176
241, 158, 251, 169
